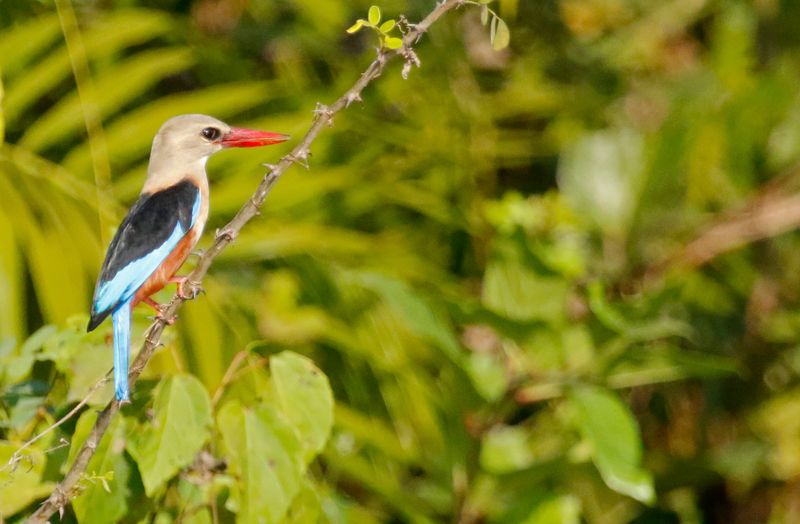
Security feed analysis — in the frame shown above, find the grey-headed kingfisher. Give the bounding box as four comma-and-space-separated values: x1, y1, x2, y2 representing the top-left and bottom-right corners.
87, 114, 289, 401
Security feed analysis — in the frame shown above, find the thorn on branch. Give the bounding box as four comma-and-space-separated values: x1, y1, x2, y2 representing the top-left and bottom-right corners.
346, 92, 363, 107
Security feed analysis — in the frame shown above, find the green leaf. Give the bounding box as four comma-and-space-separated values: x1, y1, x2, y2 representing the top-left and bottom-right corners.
68, 411, 130, 524
483, 240, 568, 323
480, 5, 489, 26
492, 18, 510, 50
385, 37, 403, 49
127, 375, 213, 496
270, 351, 334, 464
570, 386, 655, 503
379, 20, 396, 33
480, 425, 534, 473
352, 272, 463, 362
558, 128, 645, 238
368, 5, 381, 26
490, 15, 498, 45
346, 19, 365, 34
0, 441, 53, 516
479, 0, 493, 4
218, 401, 304, 523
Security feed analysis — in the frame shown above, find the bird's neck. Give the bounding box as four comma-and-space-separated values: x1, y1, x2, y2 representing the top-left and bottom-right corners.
142, 156, 209, 195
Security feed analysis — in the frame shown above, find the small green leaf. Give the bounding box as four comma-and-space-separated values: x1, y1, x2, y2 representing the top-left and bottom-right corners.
479, 0, 493, 4
480, 5, 489, 26
490, 15, 498, 45
270, 351, 334, 464
571, 385, 655, 503
379, 19, 396, 33
492, 18, 510, 50
127, 375, 213, 496
385, 37, 403, 49
368, 5, 381, 26
480, 425, 534, 473
346, 19, 365, 34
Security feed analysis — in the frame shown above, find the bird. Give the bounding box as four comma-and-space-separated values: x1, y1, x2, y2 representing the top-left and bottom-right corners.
87, 114, 289, 402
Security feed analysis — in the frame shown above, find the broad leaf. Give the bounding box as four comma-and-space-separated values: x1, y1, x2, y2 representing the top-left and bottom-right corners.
128, 375, 213, 496
570, 385, 654, 503
271, 351, 334, 464
218, 401, 304, 523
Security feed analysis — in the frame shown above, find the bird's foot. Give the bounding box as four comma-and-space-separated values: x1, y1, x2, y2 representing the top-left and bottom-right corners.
170, 276, 204, 300
143, 297, 177, 325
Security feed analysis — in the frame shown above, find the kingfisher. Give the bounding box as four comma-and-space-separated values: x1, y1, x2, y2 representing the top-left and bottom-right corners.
87, 114, 289, 401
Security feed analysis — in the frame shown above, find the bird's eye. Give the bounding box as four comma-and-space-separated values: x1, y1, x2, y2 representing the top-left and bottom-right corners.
201, 127, 221, 141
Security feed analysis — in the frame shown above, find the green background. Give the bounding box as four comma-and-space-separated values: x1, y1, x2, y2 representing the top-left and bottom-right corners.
2, 0, 800, 522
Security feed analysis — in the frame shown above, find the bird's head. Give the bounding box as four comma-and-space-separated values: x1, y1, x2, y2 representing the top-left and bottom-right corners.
145, 114, 289, 189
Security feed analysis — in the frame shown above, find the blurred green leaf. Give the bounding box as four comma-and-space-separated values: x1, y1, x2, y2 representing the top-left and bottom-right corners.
0, 442, 53, 516
480, 425, 534, 473
128, 375, 212, 496
570, 386, 654, 503
492, 18, 510, 50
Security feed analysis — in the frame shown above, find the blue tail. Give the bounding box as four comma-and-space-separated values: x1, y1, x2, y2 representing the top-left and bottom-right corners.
112, 300, 132, 401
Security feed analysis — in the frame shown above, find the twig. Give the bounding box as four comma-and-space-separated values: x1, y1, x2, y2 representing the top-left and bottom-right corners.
2, 372, 110, 475
25, 1, 463, 521
644, 188, 800, 281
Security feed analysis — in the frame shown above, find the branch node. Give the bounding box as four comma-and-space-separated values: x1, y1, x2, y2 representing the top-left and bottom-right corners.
215, 227, 238, 242
313, 102, 334, 126
401, 47, 422, 80
346, 92, 363, 107
287, 150, 311, 170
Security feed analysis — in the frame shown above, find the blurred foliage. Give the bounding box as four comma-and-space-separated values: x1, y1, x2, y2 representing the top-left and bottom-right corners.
4, 0, 800, 522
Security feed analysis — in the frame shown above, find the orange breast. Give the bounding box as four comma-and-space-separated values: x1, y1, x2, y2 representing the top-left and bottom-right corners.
133, 228, 199, 305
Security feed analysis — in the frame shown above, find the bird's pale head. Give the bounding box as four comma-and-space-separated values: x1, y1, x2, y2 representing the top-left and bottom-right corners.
145, 114, 289, 190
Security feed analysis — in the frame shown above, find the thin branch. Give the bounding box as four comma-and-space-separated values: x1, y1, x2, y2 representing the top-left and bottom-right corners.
644, 187, 800, 282
25, 1, 463, 521
2, 372, 110, 475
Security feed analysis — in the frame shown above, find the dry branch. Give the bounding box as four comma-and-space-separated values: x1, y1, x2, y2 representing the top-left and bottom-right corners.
25, 1, 463, 521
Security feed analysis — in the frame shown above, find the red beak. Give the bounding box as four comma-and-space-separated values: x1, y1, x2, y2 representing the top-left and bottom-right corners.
221, 127, 290, 148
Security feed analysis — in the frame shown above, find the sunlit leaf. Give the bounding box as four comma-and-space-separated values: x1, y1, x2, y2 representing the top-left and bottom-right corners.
492, 18, 510, 50
346, 19, 365, 34
379, 20, 396, 33
368, 5, 381, 26
271, 351, 334, 464
570, 385, 655, 503
385, 37, 403, 49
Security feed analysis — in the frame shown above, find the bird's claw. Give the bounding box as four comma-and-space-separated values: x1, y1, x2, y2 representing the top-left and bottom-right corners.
178, 280, 204, 300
